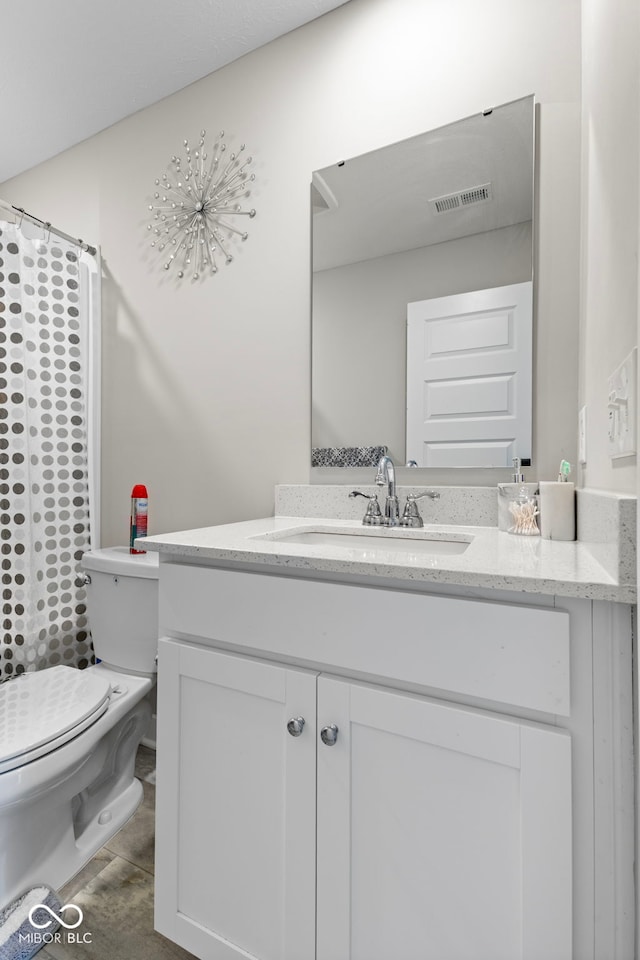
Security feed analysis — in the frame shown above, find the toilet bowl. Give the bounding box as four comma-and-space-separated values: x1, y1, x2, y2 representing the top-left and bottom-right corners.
0, 547, 159, 909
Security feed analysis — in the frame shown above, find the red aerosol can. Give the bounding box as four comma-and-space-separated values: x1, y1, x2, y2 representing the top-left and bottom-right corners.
130, 484, 148, 554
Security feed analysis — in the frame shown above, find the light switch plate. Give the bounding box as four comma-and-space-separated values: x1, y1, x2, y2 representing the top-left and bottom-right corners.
607, 348, 637, 459
578, 405, 586, 464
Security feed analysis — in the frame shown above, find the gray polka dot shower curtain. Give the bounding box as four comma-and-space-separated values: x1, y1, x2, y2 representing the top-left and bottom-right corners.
0, 220, 97, 678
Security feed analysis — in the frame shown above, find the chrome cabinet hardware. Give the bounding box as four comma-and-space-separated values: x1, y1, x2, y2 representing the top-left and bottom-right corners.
320, 723, 339, 746
75, 573, 91, 587
287, 717, 306, 737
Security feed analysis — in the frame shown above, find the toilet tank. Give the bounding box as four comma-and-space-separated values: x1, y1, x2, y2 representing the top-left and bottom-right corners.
81, 547, 159, 675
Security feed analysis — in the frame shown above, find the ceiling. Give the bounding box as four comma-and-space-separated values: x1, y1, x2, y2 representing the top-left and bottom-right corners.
0, 0, 351, 185
312, 96, 534, 271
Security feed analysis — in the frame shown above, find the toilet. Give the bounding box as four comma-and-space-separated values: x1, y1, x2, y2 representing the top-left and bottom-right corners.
0, 546, 159, 909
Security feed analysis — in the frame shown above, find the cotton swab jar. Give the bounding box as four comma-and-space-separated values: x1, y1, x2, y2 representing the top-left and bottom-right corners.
507, 493, 540, 536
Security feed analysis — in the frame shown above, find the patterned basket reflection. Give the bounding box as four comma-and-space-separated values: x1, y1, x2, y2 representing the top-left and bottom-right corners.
311, 445, 388, 468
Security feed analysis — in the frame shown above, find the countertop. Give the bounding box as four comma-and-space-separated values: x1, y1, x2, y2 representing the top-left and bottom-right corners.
142, 515, 635, 603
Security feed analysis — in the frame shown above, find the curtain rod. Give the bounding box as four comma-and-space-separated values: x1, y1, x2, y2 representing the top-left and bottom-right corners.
0, 198, 97, 257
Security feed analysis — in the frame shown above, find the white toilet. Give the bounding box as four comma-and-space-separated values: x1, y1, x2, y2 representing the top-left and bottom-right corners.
0, 546, 159, 909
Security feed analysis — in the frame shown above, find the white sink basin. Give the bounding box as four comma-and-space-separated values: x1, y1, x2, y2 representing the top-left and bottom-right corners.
264, 529, 471, 556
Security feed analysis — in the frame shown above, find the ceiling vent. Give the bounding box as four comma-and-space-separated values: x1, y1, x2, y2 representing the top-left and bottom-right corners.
430, 182, 493, 215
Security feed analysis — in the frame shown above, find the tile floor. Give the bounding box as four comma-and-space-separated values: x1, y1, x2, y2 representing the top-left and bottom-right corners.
38, 745, 197, 960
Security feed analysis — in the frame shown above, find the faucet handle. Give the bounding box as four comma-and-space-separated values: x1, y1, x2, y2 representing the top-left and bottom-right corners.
349, 490, 383, 526
400, 491, 440, 528
407, 491, 440, 503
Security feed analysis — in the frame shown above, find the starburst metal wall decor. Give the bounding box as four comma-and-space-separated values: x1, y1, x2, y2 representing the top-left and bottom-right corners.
147, 129, 256, 281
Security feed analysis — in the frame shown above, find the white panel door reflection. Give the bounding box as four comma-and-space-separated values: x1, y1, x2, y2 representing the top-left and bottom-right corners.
406, 281, 533, 467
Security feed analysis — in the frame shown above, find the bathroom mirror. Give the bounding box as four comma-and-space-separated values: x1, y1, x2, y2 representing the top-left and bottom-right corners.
311, 95, 534, 468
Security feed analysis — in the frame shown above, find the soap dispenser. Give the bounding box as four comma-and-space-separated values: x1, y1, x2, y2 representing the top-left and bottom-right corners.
497, 458, 539, 533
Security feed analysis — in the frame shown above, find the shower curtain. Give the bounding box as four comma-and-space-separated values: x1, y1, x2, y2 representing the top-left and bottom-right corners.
0, 219, 99, 680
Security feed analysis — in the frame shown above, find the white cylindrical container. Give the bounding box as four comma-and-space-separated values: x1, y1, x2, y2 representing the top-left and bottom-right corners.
539, 482, 576, 541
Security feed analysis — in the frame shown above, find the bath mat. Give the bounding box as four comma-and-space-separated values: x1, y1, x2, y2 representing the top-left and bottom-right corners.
0, 886, 61, 960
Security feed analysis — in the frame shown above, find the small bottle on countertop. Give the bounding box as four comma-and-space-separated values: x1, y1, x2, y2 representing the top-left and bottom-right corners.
129, 484, 148, 554
497, 457, 539, 533
539, 461, 576, 541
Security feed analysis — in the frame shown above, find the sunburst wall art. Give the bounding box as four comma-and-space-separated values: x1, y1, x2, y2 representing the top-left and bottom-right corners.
147, 129, 256, 281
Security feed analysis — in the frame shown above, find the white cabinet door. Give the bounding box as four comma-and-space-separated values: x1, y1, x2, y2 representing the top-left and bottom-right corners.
316, 676, 572, 960
154, 638, 317, 960
406, 281, 533, 467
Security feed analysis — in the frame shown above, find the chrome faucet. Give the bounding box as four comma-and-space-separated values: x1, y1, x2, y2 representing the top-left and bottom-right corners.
375, 455, 400, 526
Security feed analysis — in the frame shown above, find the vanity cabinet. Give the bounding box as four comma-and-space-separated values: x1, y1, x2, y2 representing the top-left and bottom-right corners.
152, 562, 599, 960
156, 637, 571, 960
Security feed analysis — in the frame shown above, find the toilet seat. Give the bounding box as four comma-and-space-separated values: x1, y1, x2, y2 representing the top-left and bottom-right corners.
0, 666, 112, 774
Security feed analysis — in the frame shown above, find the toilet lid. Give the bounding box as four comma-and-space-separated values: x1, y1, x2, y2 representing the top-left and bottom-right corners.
0, 666, 112, 773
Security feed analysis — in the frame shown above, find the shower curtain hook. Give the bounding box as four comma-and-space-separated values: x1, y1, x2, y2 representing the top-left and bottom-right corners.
16, 207, 25, 230
43, 221, 51, 244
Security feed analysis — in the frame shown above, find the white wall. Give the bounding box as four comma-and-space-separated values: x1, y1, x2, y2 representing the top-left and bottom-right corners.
1, 0, 582, 543
580, 0, 639, 494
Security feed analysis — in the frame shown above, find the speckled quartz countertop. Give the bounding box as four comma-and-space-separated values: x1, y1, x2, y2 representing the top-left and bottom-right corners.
142, 515, 635, 603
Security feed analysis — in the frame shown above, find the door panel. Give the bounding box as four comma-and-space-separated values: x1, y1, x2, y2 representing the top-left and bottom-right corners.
316, 677, 571, 960
406, 281, 533, 466
155, 639, 317, 960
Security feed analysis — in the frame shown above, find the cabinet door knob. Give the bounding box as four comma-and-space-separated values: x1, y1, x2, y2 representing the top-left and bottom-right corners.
320, 723, 339, 746
287, 716, 305, 737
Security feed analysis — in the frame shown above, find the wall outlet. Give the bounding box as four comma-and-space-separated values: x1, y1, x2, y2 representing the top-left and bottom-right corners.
578, 405, 587, 464
607, 348, 637, 459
